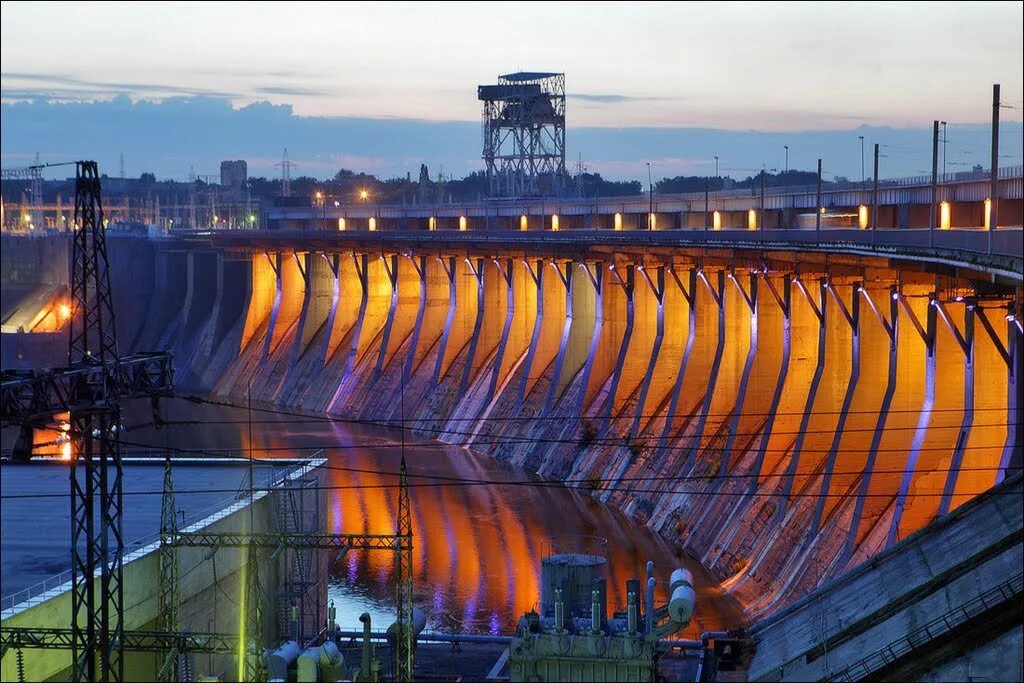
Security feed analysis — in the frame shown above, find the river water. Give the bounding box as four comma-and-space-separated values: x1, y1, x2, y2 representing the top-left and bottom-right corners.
2, 396, 742, 637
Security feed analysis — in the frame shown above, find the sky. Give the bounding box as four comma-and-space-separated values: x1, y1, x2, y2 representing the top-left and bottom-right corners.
1, 1, 1022, 181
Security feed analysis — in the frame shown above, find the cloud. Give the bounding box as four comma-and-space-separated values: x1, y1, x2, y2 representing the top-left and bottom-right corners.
254, 85, 332, 97
570, 93, 678, 104
1, 71, 235, 99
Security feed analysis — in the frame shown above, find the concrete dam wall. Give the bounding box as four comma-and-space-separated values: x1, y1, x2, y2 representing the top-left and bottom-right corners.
4, 233, 1021, 622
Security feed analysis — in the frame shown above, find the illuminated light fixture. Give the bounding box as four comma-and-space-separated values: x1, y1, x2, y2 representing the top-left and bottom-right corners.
61, 441, 72, 461
428, 216, 436, 231
337, 217, 346, 231
520, 215, 528, 231
1006, 314, 1016, 321
59, 304, 71, 320
334, 200, 340, 207
858, 205, 869, 229
315, 190, 323, 201
712, 211, 722, 230
727, 272, 735, 279
747, 209, 757, 231
459, 216, 467, 231
636, 264, 644, 271
359, 189, 369, 201
614, 213, 623, 231
954, 296, 964, 302
892, 292, 901, 300
939, 201, 951, 230
609, 264, 616, 271
984, 198, 992, 229
648, 213, 657, 230
551, 214, 559, 231
368, 217, 377, 232
820, 206, 826, 214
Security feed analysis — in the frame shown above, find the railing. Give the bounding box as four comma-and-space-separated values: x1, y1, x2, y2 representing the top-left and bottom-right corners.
0, 452, 324, 612
827, 571, 1024, 682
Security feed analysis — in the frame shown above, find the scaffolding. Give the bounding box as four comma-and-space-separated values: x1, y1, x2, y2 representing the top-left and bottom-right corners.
478, 72, 567, 198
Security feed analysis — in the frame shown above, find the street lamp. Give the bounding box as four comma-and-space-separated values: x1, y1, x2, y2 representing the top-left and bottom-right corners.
714, 156, 719, 179
784, 146, 789, 175
359, 189, 369, 202
646, 162, 653, 230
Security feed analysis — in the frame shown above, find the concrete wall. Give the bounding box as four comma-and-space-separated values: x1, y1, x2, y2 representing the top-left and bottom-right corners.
3, 234, 1020, 625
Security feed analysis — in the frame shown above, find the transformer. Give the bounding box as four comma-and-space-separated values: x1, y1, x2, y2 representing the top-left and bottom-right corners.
478, 72, 567, 198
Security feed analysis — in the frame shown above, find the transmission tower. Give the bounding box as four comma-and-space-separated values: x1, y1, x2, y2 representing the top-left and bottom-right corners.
275, 148, 296, 198
157, 455, 180, 682
394, 455, 414, 681
243, 542, 266, 682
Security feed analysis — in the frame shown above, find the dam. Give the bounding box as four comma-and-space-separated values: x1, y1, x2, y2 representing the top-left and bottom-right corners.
2, 168, 1022, 679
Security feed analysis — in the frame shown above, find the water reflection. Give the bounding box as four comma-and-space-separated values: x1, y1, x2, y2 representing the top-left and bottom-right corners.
122, 397, 741, 636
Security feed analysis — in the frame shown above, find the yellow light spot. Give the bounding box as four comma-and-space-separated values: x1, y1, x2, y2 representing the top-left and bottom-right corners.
359, 189, 369, 201
337, 217, 346, 231
459, 216, 467, 231
984, 198, 992, 229
59, 304, 71, 320
939, 201, 951, 230
614, 213, 622, 231
747, 209, 757, 231
368, 217, 377, 232
551, 214, 559, 231
858, 205, 869, 229
520, 215, 528, 231
61, 441, 72, 461
428, 217, 436, 231
713, 211, 722, 230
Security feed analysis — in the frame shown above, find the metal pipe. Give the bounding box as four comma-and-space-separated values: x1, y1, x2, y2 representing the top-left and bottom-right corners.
627, 592, 638, 634
645, 576, 656, 634
554, 588, 565, 633
359, 612, 372, 677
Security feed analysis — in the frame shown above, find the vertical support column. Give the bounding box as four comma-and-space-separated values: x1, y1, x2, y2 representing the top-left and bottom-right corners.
807, 281, 861, 541
718, 272, 759, 476
542, 261, 574, 416
338, 253, 368, 387
516, 260, 545, 410
485, 258, 515, 402
574, 262, 605, 420
319, 253, 341, 365
372, 254, 400, 383
977, 301, 1019, 482
748, 274, 791, 493
457, 258, 486, 399
402, 256, 428, 389
600, 264, 635, 432
631, 265, 666, 439
840, 285, 897, 568
430, 257, 457, 389
289, 251, 311, 364
937, 301, 974, 517
660, 268, 697, 451
260, 251, 283, 363
681, 269, 726, 473
779, 276, 827, 511
887, 290, 938, 547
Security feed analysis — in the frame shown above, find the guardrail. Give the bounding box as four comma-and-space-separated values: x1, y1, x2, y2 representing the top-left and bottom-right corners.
0, 451, 325, 612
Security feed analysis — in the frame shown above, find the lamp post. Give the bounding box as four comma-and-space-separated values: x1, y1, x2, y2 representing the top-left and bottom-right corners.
714, 156, 719, 179
784, 145, 789, 175
647, 162, 653, 230
859, 135, 865, 191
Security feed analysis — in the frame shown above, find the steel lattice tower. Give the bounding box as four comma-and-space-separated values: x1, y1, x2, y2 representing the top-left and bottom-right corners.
68, 160, 124, 683
243, 542, 266, 682
394, 455, 414, 681
478, 72, 567, 198
157, 456, 180, 682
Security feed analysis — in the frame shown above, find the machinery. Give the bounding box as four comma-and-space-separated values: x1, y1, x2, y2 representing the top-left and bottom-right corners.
509, 540, 698, 682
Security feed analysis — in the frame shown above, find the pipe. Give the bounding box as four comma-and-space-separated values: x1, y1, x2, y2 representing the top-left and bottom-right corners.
627, 592, 638, 634
266, 640, 301, 683
591, 589, 603, 634
359, 612, 372, 677
554, 588, 565, 633
645, 576, 656, 633
337, 629, 513, 645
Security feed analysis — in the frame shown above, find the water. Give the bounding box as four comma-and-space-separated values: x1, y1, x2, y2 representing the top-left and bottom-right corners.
1, 396, 742, 636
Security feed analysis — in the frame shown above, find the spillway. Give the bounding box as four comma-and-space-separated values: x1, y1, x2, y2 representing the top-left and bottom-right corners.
2, 228, 1022, 679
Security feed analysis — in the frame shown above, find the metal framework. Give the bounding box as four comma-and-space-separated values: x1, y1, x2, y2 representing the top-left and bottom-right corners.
478, 72, 566, 198
394, 456, 414, 682
0, 162, 174, 683
0, 628, 237, 656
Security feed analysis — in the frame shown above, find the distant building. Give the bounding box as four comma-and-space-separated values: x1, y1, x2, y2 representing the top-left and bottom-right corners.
220, 160, 247, 189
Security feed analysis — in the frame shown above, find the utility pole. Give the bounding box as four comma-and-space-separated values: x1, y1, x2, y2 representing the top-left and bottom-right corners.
760, 166, 765, 236
940, 120, 948, 182
930, 120, 939, 247
872, 143, 880, 235
989, 83, 1000, 252
859, 136, 865, 191
784, 145, 789, 175
815, 158, 822, 239
704, 178, 709, 236
647, 162, 653, 230
714, 156, 719, 179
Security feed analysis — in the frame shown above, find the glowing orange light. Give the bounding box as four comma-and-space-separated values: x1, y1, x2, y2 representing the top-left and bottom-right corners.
858, 205, 869, 229
359, 189, 370, 201
59, 304, 71, 320
939, 201, 951, 230
61, 441, 72, 461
